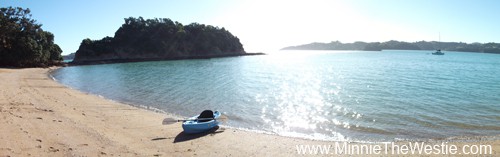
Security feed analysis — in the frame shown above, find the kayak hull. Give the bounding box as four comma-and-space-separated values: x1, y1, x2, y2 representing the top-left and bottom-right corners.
182, 111, 221, 134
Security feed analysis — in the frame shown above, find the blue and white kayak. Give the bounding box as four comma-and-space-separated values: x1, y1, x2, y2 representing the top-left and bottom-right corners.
182, 110, 221, 134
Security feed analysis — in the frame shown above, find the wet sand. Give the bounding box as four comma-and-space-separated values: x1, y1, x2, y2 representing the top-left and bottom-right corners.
0, 67, 498, 156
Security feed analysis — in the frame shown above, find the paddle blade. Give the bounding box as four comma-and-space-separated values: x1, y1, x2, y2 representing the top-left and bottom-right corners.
162, 118, 178, 125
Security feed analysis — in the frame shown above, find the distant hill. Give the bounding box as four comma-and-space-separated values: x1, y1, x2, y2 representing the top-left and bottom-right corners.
62, 53, 75, 60
282, 40, 500, 54
73, 17, 249, 64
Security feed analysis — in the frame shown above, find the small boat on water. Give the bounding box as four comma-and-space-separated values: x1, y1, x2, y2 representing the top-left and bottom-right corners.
432, 33, 444, 55
182, 110, 221, 134
432, 49, 444, 55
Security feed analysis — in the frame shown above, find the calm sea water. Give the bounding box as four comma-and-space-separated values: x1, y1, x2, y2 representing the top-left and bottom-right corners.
52, 50, 500, 142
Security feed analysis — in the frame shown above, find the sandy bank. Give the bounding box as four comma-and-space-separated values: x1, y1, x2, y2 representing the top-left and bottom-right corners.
0, 67, 498, 156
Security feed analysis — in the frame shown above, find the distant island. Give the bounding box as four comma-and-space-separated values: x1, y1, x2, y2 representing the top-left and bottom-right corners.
62, 53, 75, 60
73, 17, 260, 64
282, 40, 500, 54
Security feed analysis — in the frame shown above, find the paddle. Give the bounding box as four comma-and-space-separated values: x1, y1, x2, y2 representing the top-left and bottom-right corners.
162, 115, 228, 125
162, 118, 215, 125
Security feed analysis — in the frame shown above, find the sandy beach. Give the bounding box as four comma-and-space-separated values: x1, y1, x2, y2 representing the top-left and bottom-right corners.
0, 67, 498, 156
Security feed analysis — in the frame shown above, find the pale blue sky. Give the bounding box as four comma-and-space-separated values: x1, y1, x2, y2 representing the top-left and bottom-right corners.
2, 0, 499, 54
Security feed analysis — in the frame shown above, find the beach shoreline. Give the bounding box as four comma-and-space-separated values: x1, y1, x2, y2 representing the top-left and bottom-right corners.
0, 67, 498, 156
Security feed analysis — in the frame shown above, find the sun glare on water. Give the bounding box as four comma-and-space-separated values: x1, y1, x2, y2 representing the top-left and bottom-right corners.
210, 0, 432, 52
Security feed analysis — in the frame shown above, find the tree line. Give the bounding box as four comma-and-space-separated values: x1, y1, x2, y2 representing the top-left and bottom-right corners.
0, 7, 62, 67
282, 40, 500, 53
0, 7, 245, 66
74, 17, 245, 62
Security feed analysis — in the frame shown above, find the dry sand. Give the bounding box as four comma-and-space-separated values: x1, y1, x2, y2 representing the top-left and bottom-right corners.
0, 67, 498, 156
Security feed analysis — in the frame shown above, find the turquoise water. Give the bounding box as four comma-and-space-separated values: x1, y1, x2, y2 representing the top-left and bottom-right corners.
52, 50, 500, 141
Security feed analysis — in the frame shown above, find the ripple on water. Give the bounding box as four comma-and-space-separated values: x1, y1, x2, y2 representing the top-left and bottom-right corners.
53, 51, 500, 141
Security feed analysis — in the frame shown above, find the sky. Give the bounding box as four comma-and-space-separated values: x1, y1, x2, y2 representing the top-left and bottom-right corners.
2, 0, 500, 55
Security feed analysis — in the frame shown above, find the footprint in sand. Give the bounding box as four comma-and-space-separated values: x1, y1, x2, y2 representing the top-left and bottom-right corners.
48, 146, 59, 152
0, 147, 12, 151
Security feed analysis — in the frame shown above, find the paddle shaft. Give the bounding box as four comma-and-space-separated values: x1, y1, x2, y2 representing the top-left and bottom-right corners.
162, 117, 222, 125
176, 117, 218, 122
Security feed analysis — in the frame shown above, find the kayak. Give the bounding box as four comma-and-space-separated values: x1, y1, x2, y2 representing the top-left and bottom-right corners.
182, 110, 221, 134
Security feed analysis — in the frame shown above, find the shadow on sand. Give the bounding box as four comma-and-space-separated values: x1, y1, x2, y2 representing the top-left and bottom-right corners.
173, 126, 224, 143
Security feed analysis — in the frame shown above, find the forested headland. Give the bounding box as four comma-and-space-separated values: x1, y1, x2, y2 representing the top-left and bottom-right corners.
0, 7, 63, 67
73, 17, 252, 64
282, 40, 500, 54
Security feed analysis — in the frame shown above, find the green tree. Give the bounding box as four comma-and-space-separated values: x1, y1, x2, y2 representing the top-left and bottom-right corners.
74, 17, 244, 62
0, 7, 62, 67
